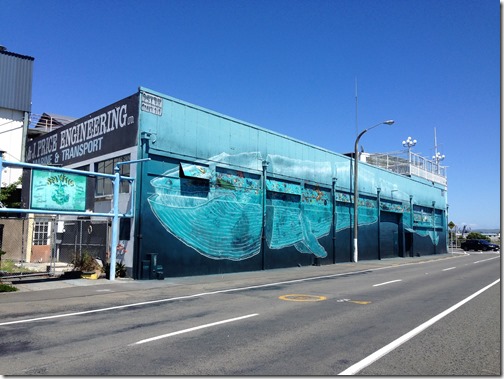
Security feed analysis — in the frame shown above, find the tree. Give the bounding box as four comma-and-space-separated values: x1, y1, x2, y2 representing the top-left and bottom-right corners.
0, 176, 21, 208
465, 232, 490, 241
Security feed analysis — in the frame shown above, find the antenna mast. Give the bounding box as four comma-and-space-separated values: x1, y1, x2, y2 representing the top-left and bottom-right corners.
434, 127, 438, 157
355, 78, 358, 138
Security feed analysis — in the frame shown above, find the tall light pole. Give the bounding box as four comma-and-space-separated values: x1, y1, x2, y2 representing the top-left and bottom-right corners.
432, 127, 445, 174
432, 151, 445, 174
402, 136, 417, 163
353, 120, 395, 263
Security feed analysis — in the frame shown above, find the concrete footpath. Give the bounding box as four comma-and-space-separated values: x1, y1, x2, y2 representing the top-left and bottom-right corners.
2, 251, 468, 295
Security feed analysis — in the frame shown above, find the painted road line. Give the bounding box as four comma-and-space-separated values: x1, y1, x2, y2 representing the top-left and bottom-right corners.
0, 270, 395, 326
130, 314, 259, 346
442, 267, 456, 271
336, 299, 371, 305
0, 256, 466, 327
279, 294, 327, 302
372, 280, 402, 287
474, 256, 500, 264
338, 278, 500, 375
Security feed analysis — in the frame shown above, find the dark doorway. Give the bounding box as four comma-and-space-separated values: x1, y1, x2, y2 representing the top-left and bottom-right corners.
380, 212, 400, 258
405, 232, 413, 257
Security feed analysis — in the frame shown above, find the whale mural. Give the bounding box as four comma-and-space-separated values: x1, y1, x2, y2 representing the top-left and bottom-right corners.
148, 152, 333, 260
148, 152, 263, 260
148, 151, 442, 262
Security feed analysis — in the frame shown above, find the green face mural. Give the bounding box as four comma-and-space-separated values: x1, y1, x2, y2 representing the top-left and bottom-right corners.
31, 170, 87, 211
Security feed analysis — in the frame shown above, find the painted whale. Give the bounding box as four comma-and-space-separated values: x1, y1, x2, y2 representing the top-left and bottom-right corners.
148, 152, 331, 260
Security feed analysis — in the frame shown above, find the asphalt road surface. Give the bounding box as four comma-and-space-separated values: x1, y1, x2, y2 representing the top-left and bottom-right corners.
0, 251, 500, 375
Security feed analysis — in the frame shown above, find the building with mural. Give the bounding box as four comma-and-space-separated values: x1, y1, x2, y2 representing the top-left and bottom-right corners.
24, 87, 448, 279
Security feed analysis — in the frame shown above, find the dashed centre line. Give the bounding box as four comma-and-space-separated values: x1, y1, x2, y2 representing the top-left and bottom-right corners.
130, 314, 259, 346
474, 256, 500, 264
372, 280, 402, 287
442, 267, 456, 271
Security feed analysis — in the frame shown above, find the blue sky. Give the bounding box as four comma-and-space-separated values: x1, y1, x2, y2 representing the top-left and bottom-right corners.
2, 0, 500, 230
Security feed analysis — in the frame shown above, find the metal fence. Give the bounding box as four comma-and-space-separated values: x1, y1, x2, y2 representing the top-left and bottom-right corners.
57, 219, 110, 264
0, 215, 110, 264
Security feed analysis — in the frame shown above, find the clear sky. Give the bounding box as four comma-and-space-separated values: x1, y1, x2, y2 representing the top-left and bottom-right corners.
2, 0, 500, 230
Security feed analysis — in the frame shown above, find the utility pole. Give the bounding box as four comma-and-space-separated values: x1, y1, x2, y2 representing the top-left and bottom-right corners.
355, 78, 359, 139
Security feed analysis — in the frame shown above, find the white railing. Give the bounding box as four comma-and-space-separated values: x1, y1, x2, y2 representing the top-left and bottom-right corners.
366, 150, 447, 185
29, 113, 76, 132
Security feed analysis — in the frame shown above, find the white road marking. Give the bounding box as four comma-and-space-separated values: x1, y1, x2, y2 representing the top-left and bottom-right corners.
0, 267, 403, 326
338, 278, 500, 375
0, 255, 468, 327
130, 314, 259, 346
474, 256, 500, 264
442, 267, 456, 271
372, 280, 402, 287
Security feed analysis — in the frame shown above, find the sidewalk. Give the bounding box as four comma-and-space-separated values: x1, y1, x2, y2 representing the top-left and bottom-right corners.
3, 252, 466, 293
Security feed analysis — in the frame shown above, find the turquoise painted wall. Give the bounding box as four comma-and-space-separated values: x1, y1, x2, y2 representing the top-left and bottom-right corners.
136, 88, 447, 277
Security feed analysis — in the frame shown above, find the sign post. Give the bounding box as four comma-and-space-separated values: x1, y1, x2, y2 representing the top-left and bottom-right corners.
109, 158, 149, 281
0, 154, 149, 280
448, 221, 456, 252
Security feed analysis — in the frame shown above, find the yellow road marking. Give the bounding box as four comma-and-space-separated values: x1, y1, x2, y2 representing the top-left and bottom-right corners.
279, 294, 327, 302
348, 300, 371, 305
337, 298, 371, 305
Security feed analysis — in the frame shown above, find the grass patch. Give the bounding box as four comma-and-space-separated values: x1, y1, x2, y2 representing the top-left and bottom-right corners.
0, 283, 18, 292
0, 260, 36, 273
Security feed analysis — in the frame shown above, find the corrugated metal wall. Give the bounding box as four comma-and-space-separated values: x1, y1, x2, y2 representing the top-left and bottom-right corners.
0, 51, 34, 112
135, 88, 448, 278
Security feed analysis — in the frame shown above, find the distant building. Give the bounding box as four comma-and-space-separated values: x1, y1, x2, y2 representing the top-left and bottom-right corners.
27, 112, 76, 140
0, 46, 34, 262
0, 46, 34, 187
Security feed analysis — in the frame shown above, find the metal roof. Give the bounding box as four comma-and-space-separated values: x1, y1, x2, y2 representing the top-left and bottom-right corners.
32, 112, 77, 130
0, 49, 34, 112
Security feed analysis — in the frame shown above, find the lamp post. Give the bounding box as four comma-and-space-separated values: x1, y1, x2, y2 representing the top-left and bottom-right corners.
353, 120, 395, 263
432, 151, 445, 174
402, 136, 417, 163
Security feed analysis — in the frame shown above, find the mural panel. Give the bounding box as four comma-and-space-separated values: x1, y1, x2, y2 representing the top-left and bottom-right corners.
149, 152, 337, 261
148, 152, 263, 260
412, 205, 440, 245
147, 151, 445, 264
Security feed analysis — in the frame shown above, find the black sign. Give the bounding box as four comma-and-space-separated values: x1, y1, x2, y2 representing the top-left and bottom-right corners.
26, 93, 139, 166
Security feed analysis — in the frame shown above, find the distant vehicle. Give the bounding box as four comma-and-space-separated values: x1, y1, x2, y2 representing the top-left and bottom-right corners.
461, 239, 500, 251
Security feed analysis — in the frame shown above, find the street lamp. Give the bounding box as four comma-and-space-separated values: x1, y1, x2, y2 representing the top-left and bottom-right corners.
353, 120, 395, 263
432, 151, 445, 174
432, 151, 445, 163
402, 136, 417, 163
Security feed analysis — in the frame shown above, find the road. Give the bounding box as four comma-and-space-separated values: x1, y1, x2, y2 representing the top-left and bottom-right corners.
0, 251, 500, 375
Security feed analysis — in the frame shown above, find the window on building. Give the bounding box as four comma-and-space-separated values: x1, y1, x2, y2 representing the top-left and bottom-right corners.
95, 154, 130, 196
74, 164, 89, 171
33, 220, 50, 245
